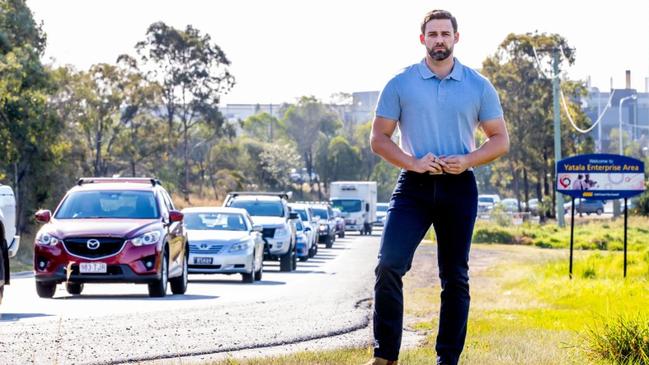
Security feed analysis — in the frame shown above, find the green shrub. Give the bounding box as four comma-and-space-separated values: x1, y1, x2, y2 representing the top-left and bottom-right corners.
472, 227, 514, 244
583, 315, 649, 364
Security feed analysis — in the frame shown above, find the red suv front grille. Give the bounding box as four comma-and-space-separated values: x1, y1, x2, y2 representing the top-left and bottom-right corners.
63, 237, 126, 259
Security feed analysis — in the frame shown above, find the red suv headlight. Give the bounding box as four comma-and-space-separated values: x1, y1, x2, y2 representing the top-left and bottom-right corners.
131, 230, 163, 246
35, 232, 60, 246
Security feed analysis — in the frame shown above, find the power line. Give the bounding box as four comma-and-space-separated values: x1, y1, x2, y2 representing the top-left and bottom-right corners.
560, 89, 613, 134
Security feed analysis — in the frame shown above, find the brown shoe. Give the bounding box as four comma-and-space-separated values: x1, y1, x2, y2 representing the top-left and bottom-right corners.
363, 358, 398, 365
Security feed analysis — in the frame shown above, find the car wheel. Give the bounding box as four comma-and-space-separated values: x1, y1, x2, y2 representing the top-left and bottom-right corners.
170, 253, 188, 295
254, 260, 263, 281
325, 235, 333, 249
308, 244, 316, 258
299, 256, 308, 262
596, 208, 603, 215
65, 282, 84, 295
241, 272, 254, 283
148, 250, 168, 297
279, 249, 292, 272
36, 281, 56, 298
291, 245, 297, 271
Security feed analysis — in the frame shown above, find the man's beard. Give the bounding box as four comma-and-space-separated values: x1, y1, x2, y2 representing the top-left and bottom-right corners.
427, 44, 452, 61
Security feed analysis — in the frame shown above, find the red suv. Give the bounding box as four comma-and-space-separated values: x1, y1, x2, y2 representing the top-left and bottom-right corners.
33, 178, 188, 298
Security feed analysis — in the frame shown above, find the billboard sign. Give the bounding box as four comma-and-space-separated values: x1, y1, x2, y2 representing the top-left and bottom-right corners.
556, 154, 645, 199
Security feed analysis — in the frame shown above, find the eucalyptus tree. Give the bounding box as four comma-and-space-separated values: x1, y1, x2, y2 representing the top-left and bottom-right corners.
133, 22, 235, 201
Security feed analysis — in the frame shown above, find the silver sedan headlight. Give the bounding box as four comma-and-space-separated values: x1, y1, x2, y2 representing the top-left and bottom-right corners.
229, 240, 251, 253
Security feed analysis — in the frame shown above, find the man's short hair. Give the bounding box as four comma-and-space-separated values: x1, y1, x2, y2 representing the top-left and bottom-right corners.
421, 10, 457, 34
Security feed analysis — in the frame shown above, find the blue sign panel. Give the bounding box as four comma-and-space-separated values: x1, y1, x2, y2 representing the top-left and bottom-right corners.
556, 154, 645, 199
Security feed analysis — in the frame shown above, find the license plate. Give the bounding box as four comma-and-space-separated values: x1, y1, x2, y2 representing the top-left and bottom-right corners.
194, 257, 213, 265
79, 262, 107, 274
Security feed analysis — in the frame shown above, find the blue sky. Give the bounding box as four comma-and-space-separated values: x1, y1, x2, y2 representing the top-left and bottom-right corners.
28, 0, 649, 104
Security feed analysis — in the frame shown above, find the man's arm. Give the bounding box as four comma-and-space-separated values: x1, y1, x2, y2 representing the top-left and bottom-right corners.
370, 116, 446, 174
441, 117, 510, 174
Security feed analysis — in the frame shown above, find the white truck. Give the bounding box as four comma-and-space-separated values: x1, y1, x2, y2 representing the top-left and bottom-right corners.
330, 181, 377, 236
0, 184, 20, 304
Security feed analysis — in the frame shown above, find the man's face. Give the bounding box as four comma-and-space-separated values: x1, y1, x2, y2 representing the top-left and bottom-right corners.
420, 19, 459, 61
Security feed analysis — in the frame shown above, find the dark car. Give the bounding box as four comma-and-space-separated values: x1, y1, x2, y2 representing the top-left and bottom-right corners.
564, 199, 605, 215
33, 178, 188, 298
310, 204, 336, 248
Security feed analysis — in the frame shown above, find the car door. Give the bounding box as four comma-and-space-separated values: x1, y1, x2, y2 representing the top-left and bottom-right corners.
160, 190, 185, 277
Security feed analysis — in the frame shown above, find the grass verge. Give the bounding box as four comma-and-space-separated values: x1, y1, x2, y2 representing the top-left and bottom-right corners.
206, 244, 649, 364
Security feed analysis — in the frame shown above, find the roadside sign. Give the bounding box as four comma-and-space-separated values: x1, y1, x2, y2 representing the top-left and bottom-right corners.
556, 154, 646, 279
556, 154, 645, 199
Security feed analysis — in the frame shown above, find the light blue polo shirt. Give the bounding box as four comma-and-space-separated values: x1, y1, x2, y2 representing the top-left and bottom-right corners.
375, 58, 503, 159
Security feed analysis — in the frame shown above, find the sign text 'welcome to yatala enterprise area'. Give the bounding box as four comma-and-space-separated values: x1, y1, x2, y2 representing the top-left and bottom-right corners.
556, 154, 645, 199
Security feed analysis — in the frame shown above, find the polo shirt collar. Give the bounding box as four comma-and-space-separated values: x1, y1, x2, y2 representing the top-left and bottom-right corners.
417, 57, 464, 81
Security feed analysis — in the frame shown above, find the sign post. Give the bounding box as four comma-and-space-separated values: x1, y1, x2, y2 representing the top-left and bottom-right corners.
556, 154, 645, 278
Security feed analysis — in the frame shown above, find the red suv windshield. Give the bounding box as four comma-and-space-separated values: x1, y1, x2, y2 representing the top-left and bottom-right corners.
55, 190, 159, 219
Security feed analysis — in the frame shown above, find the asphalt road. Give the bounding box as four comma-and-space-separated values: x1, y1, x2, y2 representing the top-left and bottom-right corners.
0, 232, 381, 365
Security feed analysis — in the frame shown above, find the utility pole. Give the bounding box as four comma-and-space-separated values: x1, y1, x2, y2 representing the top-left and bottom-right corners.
552, 49, 565, 228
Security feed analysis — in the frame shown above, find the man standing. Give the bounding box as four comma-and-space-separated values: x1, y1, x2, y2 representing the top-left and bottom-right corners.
366, 10, 509, 365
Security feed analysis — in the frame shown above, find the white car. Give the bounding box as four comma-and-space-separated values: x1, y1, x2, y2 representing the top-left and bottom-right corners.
500, 198, 519, 212
183, 207, 264, 283
1, 184, 20, 304
478, 194, 501, 214
375, 202, 389, 226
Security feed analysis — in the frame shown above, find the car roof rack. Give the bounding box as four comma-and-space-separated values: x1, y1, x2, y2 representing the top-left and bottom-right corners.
77, 177, 160, 187
226, 191, 293, 200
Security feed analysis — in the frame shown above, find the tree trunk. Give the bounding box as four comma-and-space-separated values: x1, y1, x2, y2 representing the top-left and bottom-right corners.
183, 121, 190, 202
94, 119, 103, 176
509, 160, 520, 210
523, 168, 529, 212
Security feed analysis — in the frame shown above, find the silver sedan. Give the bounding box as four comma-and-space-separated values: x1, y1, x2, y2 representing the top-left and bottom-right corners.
182, 207, 264, 283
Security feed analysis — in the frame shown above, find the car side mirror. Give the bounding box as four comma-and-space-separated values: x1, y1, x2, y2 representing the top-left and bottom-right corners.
304, 226, 311, 232
252, 224, 263, 232
289, 212, 299, 220
35, 209, 52, 223
169, 210, 184, 223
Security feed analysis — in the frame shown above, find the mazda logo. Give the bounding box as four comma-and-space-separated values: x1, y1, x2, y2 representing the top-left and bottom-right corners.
86, 239, 101, 250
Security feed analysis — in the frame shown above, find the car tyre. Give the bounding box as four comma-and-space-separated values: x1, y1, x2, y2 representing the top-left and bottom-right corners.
308, 243, 317, 258
299, 256, 308, 262
279, 249, 293, 272
65, 282, 84, 295
291, 244, 297, 271
254, 260, 263, 281
148, 250, 168, 297
241, 272, 254, 283
170, 253, 188, 295
325, 235, 333, 248
596, 208, 603, 215
36, 281, 56, 298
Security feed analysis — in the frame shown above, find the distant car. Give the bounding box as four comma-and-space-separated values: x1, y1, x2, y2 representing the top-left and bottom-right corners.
310, 204, 336, 248
526, 198, 540, 215
564, 199, 605, 215
294, 219, 311, 262
183, 207, 264, 283
33, 178, 188, 298
478, 194, 501, 214
332, 208, 346, 238
375, 202, 389, 226
288, 203, 318, 258
500, 198, 519, 213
